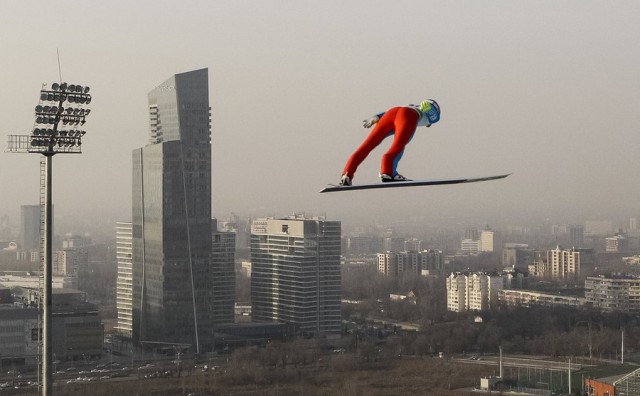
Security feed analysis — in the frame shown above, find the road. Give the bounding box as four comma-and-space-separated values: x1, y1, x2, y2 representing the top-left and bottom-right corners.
454, 355, 593, 372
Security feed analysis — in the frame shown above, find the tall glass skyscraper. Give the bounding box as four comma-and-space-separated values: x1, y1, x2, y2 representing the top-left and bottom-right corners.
132, 69, 217, 352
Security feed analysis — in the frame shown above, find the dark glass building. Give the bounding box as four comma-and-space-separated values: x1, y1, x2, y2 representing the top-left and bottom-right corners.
132, 69, 224, 353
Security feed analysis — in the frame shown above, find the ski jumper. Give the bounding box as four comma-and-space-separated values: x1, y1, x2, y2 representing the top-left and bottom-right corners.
342, 102, 439, 180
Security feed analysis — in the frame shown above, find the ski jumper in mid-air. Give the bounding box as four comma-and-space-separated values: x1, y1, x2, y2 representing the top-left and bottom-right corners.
340, 99, 441, 186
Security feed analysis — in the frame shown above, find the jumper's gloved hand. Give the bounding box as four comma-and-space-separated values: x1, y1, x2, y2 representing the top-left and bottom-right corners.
363, 115, 379, 128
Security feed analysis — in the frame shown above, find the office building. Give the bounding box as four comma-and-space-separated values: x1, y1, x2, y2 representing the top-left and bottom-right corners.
5, 288, 102, 362
502, 243, 535, 271
250, 215, 341, 335
132, 69, 214, 351
210, 218, 236, 324
569, 224, 585, 248
0, 306, 39, 365
116, 222, 133, 337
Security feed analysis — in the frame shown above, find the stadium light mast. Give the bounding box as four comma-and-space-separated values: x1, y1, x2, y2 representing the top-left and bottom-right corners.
7, 82, 91, 396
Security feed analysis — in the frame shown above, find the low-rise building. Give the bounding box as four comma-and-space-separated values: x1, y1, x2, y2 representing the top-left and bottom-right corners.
585, 367, 640, 396
8, 287, 103, 361
0, 305, 39, 366
499, 289, 586, 308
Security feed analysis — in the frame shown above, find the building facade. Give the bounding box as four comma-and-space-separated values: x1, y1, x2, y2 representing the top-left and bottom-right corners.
377, 250, 444, 276
19, 205, 40, 251
461, 239, 480, 253
499, 289, 586, 308
132, 69, 216, 352
569, 224, 585, 248
116, 222, 133, 337
547, 246, 581, 278
446, 272, 504, 312
210, 218, 236, 324
585, 275, 640, 312
479, 229, 494, 252
250, 215, 341, 335
0, 306, 39, 366
502, 244, 536, 271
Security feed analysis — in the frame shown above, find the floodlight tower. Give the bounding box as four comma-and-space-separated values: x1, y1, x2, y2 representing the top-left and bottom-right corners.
7, 82, 91, 396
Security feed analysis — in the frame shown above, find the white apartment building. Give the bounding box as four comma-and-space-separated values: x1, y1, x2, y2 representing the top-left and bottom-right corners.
585, 275, 640, 312
446, 273, 466, 312
547, 247, 580, 278
480, 230, 494, 252
499, 289, 586, 308
446, 272, 504, 312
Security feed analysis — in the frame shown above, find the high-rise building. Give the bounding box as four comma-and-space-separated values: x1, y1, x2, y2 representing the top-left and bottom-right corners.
250, 215, 341, 335
116, 222, 133, 337
569, 224, 584, 248
210, 218, 236, 324
52, 247, 89, 289
606, 234, 628, 252
132, 69, 215, 352
20, 205, 41, 251
377, 250, 443, 276
480, 228, 494, 252
502, 243, 535, 271
446, 271, 504, 312
547, 246, 580, 278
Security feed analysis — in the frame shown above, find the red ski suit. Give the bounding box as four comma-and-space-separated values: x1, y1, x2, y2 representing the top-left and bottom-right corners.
342, 106, 420, 179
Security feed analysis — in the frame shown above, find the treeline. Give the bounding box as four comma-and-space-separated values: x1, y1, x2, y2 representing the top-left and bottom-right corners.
424, 306, 637, 358
342, 266, 639, 359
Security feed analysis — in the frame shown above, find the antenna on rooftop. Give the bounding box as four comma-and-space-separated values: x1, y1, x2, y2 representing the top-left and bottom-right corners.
57, 49, 62, 83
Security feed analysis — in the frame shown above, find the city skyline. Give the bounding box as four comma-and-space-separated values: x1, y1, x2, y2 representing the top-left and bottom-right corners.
1, 2, 639, 234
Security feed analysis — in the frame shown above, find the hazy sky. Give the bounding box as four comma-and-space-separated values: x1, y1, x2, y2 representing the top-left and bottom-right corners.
1, 1, 639, 235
